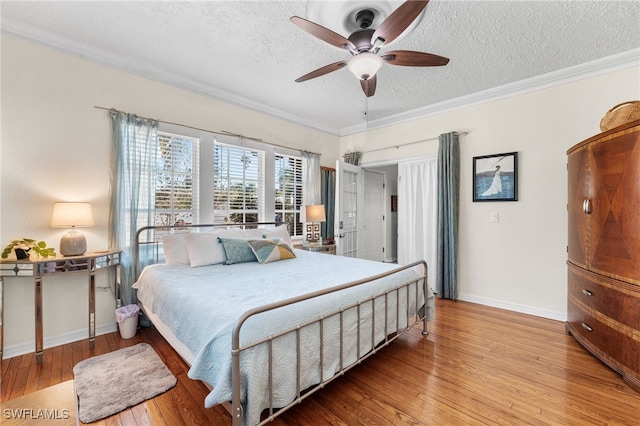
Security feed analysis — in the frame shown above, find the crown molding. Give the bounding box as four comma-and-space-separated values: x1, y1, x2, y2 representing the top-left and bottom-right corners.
340, 48, 640, 136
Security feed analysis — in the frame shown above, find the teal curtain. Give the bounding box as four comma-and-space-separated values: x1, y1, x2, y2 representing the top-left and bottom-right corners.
108, 110, 158, 306
436, 132, 460, 299
321, 168, 335, 240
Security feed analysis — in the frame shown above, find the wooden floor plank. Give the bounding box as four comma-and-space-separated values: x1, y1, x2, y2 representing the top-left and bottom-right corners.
141, 401, 168, 426
2, 298, 640, 425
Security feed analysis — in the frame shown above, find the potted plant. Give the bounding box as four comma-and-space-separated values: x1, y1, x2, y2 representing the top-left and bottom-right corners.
2, 239, 56, 259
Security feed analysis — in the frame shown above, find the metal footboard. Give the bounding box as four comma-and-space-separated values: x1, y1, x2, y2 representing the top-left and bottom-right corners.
230, 260, 429, 426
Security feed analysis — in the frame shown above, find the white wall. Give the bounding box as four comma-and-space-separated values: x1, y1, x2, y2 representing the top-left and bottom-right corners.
341, 65, 640, 320
0, 35, 340, 357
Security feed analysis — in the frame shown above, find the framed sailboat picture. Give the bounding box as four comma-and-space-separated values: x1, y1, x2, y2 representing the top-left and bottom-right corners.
473, 152, 518, 202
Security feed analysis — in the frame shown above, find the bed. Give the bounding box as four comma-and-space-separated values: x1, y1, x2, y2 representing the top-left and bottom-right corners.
133, 223, 434, 425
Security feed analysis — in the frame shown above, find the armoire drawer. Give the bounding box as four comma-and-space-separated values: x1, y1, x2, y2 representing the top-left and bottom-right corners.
567, 298, 640, 374
568, 264, 640, 330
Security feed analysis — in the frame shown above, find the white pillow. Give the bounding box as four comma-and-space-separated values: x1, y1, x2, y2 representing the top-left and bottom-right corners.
262, 225, 292, 247
161, 234, 190, 266
184, 233, 226, 267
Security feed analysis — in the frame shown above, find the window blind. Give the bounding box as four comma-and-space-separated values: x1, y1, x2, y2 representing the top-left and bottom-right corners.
213, 141, 265, 224
155, 132, 199, 226
275, 154, 303, 236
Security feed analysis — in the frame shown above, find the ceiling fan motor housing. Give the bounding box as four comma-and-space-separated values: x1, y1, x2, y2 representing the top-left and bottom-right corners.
348, 28, 375, 53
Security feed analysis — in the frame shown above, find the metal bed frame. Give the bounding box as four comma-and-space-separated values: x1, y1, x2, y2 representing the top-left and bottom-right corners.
135, 222, 430, 426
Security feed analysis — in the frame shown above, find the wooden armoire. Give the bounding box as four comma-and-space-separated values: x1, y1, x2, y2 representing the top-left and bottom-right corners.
566, 119, 640, 392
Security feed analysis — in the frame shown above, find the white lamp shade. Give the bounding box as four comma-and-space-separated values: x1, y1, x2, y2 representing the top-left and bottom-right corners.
305, 205, 326, 222
51, 202, 94, 227
347, 52, 383, 80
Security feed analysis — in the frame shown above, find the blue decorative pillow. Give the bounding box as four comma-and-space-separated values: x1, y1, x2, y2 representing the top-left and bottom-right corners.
247, 238, 296, 264
217, 237, 256, 265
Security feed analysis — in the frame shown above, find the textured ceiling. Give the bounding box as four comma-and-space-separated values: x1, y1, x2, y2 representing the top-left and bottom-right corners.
2, 1, 639, 135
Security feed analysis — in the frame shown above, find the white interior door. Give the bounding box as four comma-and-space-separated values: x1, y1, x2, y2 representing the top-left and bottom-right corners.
362, 170, 384, 262
335, 160, 363, 257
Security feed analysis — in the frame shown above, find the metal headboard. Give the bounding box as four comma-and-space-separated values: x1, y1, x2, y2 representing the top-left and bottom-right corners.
134, 222, 284, 279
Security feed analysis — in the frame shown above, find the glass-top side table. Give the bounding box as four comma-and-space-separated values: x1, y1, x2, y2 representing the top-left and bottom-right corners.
0, 250, 121, 363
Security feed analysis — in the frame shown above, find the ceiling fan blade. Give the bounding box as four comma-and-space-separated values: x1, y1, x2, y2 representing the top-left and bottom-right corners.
295, 61, 348, 83
382, 50, 449, 66
360, 75, 377, 97
371, 0, 429, 46
290, 16, 355, 51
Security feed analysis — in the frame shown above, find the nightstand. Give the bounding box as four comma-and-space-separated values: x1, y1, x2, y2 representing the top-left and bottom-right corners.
300, 243, 336, 255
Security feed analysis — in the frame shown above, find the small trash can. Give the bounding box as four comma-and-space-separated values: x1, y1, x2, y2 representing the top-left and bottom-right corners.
115, 304, 140, 339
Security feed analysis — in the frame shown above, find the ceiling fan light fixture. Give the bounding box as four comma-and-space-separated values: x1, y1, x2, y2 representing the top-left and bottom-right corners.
347, 52, 383, 80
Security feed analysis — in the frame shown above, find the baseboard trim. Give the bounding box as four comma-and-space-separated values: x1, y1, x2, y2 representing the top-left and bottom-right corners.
2, 322, 118, 360
3, 296, 566, 359
457, 293, 567, 322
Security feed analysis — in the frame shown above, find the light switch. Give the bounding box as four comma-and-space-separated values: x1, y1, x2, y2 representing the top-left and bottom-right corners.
490, 212, 499, 223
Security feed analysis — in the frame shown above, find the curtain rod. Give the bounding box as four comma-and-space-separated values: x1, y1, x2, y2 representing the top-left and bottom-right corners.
362, 131, 469, 154
94, 105, 321, 156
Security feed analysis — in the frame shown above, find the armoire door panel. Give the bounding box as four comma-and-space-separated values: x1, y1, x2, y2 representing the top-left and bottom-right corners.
588, 128, 640, 284
567, 146, 589, 269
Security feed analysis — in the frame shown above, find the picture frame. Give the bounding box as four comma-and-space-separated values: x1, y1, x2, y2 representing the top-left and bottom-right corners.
473, 152, 518, 202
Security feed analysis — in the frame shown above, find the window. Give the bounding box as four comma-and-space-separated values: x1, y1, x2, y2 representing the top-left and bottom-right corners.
151, 125, 303, 239
275, 154, 303, 236
213, 142, 264, 224
155, 132, 199, 226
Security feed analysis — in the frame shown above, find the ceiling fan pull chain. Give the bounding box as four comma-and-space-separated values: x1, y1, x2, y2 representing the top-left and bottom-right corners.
365, 96, 369, 128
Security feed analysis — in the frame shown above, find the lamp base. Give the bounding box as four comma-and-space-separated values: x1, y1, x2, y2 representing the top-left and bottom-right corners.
305, 222, 321, 246
60, 229, 87, 256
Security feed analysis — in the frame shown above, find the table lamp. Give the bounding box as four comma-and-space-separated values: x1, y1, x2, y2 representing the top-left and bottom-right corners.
51, 202, 94, 256
305, 204, 326, 246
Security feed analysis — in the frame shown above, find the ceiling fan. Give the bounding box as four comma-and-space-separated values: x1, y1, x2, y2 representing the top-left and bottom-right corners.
290, 0, 449, 97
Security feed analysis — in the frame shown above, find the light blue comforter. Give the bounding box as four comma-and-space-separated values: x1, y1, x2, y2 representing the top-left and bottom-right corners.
134, 250, 433, 425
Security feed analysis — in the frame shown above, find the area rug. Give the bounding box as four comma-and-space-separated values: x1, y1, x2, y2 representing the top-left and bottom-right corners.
73, 343, 177, 423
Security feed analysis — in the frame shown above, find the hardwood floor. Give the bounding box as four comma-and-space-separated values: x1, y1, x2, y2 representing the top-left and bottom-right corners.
2, 298, 639, 425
